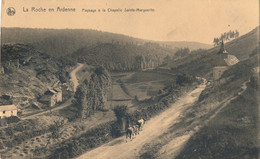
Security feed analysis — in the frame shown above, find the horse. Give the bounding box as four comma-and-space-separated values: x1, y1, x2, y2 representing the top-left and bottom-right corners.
126, 127, 134, 142
136, 119, 145, 132
132, 125, 139, 137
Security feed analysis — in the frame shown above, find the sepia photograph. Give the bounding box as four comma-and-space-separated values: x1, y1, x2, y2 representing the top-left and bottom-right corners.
0, 0, 259, 158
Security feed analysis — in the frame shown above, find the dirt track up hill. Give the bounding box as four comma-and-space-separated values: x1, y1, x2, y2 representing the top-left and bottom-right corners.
77, 82, 206, 159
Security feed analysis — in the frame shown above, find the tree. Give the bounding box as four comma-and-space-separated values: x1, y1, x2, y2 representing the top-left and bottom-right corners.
163, 55, 171, 64
49, 120, 65, 139
176, 74, 195, 86
175, 48, 190, 57
213, 38, 220, 46
74, 85, 87, 118
113, 105, 128, 121
235, 30, 239, 38
213, 30, 239, 45
41, 119, 65, 154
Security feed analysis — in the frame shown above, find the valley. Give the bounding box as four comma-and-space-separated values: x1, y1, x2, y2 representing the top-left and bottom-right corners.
0, 26, 259, 159
108, 71, 175, 108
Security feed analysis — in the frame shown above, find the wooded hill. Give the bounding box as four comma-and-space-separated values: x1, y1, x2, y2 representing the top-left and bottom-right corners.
1, 28, 211, 57
71, 42, 173, 72
1, 28, 212, 72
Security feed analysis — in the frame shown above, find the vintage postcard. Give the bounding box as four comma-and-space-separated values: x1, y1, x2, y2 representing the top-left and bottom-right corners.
0, 0, 259, 158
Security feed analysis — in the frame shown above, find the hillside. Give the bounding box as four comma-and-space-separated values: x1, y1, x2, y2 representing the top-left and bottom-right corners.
156, 27, 260, 159
208, 26, 260, 61
1, 28, 144, 57
71, 42, 175, 71
0, 43, 76, 112
1, 28, 211, 57
128, 36, 260, 159
175, 49, 259, 159
1, 28, 213, 72
0, 26, 259, 158
0, 43, 115, 158
158, 41, 212, 50
168, 26, 260, 78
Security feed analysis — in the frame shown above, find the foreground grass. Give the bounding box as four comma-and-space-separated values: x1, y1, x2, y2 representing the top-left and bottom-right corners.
176, 77, 259, 159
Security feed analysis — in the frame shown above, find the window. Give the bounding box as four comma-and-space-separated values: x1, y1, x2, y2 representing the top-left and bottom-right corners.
3, 111, 5, 114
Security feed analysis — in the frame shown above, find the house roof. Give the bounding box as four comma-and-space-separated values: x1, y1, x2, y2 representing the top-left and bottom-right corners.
39, 95, 52, 102
44, 88, 61, 95
49, 90, 57, 94
213, 54, 239, 67
0, 105, 17, 111
54, 88, 62, 92
224, 55, 239, 66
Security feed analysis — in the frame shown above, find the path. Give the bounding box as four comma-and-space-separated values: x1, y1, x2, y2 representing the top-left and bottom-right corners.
70, 63, 84, 92
22, 63, 84, 120
157, 80, 249, 159
22, 98, 73, 120
77, 82, 207, 159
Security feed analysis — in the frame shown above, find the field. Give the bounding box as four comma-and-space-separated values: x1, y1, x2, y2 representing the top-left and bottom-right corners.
108, 71, 175, 108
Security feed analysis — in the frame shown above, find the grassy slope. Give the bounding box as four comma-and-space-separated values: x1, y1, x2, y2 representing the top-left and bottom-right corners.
176, 78, 259, 159
169, 26, 259, 78
158, 41, 212, 50
123, 71, 175, 84
175, 52, 259, 158
0, 44, 75, 109
208, 26, 259, 61
107, 71, 176, 107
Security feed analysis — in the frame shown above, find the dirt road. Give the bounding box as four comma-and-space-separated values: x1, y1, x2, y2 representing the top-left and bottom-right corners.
157, 80, 249, 159
22, 63, 84, 120
70, 63, 84, 92
77, 83, 206, 159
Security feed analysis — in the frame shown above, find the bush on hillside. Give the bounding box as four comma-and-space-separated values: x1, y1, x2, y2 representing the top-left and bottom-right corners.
5, 116, 20, 124
113, 105, 128, 121
176, 74, 196, 86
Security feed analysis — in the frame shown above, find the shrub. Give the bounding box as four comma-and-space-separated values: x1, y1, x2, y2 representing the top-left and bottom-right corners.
176, 73, 196, 86
5, 116, 20, 124
113, 105, 128, 121
5, 127, 14, 136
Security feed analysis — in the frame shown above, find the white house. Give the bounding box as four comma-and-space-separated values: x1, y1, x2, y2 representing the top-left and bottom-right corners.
0, 105, 18, 119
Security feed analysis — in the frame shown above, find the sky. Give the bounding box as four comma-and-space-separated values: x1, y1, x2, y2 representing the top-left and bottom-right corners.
1, 0, 259, 44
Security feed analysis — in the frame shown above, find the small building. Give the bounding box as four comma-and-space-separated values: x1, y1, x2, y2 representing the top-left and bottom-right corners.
0, 105, 17, 119
212, 40, 239, 80
39, 88, 62, 107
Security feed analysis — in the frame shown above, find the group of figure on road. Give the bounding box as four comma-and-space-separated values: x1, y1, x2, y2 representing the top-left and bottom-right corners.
126, 119, 145, 142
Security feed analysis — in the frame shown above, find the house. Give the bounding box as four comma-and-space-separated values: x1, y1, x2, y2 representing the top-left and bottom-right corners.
39, 88, 62, 107
212, 40, 239, 80
0, 105, 17, 119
